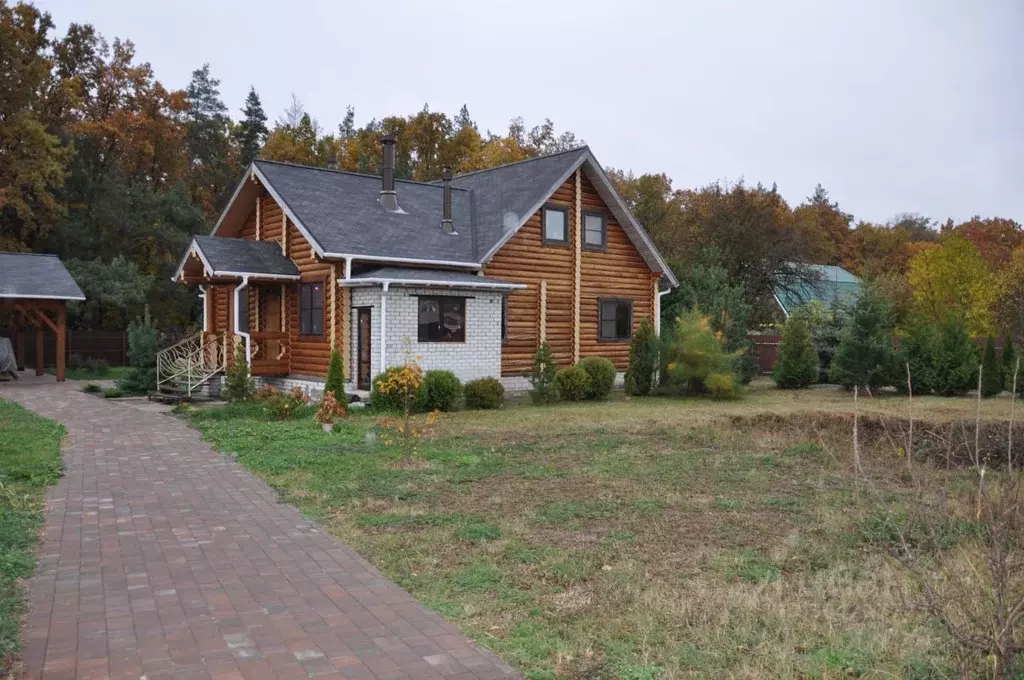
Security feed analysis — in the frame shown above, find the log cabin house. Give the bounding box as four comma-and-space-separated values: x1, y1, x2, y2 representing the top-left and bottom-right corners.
169, 138, 677, 397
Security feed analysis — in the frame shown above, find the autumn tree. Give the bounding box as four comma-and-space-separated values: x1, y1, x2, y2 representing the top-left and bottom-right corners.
942, 216, 1024, 269
792, 184, 852, 265
908, 234, 1000, 336
233, 86, 268, 168
0, 1, 72, 250
994, 246, 1024, 343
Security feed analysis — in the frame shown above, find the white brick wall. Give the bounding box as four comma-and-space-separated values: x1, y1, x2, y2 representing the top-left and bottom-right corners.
348, 285, 503, 384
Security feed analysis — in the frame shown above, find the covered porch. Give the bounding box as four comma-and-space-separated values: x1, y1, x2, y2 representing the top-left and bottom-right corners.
173, 236, 300, 382
0, 252, 85, 382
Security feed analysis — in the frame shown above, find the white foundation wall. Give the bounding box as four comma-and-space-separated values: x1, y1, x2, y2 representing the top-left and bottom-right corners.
349, 285, 503, 384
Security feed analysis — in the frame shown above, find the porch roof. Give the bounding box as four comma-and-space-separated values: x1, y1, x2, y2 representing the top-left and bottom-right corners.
176, 236, 300, 281
0, 252, 85, 301
341, 267, 525, 290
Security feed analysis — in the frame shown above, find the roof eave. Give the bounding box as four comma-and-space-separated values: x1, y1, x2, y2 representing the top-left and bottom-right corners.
0, 293, 86, 301
339, 277, 525, 291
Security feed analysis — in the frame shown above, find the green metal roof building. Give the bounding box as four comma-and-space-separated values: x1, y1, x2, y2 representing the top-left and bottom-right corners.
773, 264, 861, 317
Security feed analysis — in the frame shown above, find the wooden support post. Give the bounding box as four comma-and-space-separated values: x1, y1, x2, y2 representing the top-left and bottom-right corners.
539, 280, 548, 345
35, 325, 44, 376
56, 304, 66, 381
15, 329, 25, 371
572, 168, 582, 364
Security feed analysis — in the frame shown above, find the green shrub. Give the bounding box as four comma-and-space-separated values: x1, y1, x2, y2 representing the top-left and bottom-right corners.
260, 386, 309, 420
222, 342, 254, 402
464, 377, 504, 410
773, 314, 818, 389
82, 357, 109, 376
660, 310, 740, 397
578, 356, 616, 399
529, 342, 559, 405
324, 346, 345, 403
932, 314, 978, 396
894, 318, 940, 395
829, 287, 894, 389
82, 383, 102, 394
372, 367, 411, 412
981, 335, 1003, 397
103, 387, 124, 398
1003, 337, 1019, 392
705, 372, 737, 400
624, 317, 658, 396
418, 370, 462, 412
555, 366, 590, 401
116, 310, 158, 395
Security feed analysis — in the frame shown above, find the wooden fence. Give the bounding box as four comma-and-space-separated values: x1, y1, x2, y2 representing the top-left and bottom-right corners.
13, 330, 128, 368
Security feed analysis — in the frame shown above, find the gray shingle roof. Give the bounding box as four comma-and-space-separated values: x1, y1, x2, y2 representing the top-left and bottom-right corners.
0, 252, 85, 300
254, 161, 478, 264
231, 147, 677, 286
345, 267, 525, 289
193, 236, 300, 278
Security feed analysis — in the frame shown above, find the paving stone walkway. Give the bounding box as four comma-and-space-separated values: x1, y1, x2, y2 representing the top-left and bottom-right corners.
4, 378, 519, 680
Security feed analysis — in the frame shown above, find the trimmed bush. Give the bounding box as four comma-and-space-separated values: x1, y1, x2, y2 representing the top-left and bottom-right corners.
223, 342, 254, 402
578, 357, 616, 399
419, 370, 462, 412
624, 317, 658, 396
372, 367, 410, 412
555, 366, 590, 402
324, 346, 345, 402
981, 335, 1003, 398
464, 377, 504, 410
529, 342, 559, 405
773, 314, 818, 389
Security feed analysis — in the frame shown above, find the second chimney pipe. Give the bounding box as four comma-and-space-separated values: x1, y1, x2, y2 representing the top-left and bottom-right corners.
441, 167, 454, 233
379, 134, 399, 211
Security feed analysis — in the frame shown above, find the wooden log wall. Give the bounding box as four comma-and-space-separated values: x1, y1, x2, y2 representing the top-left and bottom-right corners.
578, 172, 657, 369
484, 176, 577, 374
484, 170, 659, 375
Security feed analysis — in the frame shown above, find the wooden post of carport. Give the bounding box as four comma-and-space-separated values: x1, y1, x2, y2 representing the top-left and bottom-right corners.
35, 323, 44, 376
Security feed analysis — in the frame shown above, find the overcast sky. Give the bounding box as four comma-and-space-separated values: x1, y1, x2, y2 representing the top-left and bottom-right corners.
39, 0, 1023, 226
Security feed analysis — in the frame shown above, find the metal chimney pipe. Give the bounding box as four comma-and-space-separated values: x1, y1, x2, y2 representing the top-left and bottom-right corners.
441, 167, 454, 233
379, 135, 399, 211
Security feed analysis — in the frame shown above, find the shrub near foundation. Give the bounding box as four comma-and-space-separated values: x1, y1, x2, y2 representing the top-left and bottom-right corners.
418, 370, 462, 412
555, 365, 590, 402
464, 378, 504, 410
578, 357, 616, 400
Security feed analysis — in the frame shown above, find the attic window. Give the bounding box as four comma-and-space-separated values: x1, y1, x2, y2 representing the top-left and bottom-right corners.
542, 206, 569, 245
583, 212, 606, 250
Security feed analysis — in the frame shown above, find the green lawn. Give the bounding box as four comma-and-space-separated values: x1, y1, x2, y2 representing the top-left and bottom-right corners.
46, 364, 129, 382
0, 401, 63, 676
187, 387, 1013, 679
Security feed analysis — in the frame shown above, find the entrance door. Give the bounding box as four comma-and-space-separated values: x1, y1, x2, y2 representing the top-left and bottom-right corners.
357, 307, 372, 391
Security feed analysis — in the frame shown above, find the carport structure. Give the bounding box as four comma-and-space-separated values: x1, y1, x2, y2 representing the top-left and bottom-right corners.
0, 252, 85, 381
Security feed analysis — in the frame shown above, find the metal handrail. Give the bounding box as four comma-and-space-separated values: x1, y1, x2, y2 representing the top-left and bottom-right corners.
156, 331, 227, 396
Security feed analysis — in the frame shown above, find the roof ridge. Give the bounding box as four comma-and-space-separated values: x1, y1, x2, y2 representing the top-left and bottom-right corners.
254, 158, 468, 190
447, 145, 590, 180
0, 251, 59, 258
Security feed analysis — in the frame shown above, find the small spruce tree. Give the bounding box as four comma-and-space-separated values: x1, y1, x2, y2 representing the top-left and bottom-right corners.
223, 342, 254, 402
117, 307, 159, 395
829, 288, 895, 390
931, 314, 978, 396
624, 317, 658, 396
529, 342, 559, 405
894, 319, 940, 395
773, 314, 819, 389
324, 346, 344, 402
981, 335, 1003, 398
1002, 337, 1018, 392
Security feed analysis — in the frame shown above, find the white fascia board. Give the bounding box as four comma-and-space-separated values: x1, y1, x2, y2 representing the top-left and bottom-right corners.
213, 270, 300, 281
172, 239, 214, 282
324, 252, 481, 269
339, 278, 525, 291
0, 293, 86, 301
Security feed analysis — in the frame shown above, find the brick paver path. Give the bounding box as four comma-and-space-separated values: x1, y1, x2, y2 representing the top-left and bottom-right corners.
5, 380, 519, 680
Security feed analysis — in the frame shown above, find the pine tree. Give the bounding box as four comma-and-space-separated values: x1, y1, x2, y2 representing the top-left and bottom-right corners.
338, 105, 356, 139
981, 335, 1003, 397
773, 314, 819, 389
931, 314, 979, 396
624, 317, 658, 396
529, 342, 559, 405
1002, 337, 1018, 392
829, 288, 895, 389
185, 64, 234, 213
234, 86, 269, 167
324, 346, 344, 402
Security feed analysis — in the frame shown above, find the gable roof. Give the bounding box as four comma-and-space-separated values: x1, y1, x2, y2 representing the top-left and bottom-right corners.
774, 264, 861, 317
213, 147, 677, 286
177, 236, 300, 280
0, 252, 85, 300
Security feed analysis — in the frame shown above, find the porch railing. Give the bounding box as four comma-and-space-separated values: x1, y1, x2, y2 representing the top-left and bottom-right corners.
156, 331, 227, 396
